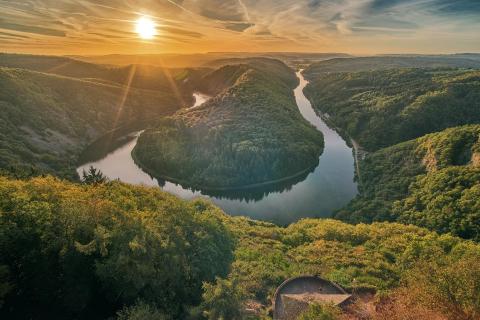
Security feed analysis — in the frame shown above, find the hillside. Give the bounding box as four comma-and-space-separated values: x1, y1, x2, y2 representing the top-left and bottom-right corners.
132, 59, 324, 188
304, 55, 480, 75
204, 57, 304, 85
69, 52, 352, 68
194, 58, 304, 96
1, 176, 479, 319
194, 64, 251, 96
336, 125, 480, 241
0, 67, 181, 179
0, 53, 208, 101
304, 68, 480, 151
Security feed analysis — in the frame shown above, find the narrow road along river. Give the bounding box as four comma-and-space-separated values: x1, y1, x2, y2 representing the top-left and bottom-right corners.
77, 71, 358, 225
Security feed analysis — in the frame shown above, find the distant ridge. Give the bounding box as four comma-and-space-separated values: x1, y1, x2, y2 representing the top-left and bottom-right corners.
305, 54, 480, 75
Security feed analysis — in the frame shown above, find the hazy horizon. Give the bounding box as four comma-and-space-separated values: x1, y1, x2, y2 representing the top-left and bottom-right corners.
3, 51, 480, 59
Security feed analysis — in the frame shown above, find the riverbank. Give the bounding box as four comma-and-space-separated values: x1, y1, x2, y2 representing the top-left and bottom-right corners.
302, 81, 366, 184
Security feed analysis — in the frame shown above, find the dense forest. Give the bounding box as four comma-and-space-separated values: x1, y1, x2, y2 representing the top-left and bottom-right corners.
133, 59, 324, 188
304, 54, 480, 75
336, 125, 480, 240
0, 54, 213, 179
304, 68, 480, 151
70, 52, 352, 69
0, 176, 234, 319
1, 53, 480, 319
302, 63, 480, 242
0, 53, 208, 97
1, 176, 479, 319
0, 67, 180, 179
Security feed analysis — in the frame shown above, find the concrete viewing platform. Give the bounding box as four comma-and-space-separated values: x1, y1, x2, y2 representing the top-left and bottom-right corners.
273, 275, 352, 320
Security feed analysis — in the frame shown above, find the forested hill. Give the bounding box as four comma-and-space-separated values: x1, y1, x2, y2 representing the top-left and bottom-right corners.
68, 52, 352, 68
304, 68, 480, 151
303, 66, 480, 241
133, 58, 324, 188
197, 58, 298, 96
336, 125, 480, 241
0, 53, 208, 99
304, 54, 480, 75
1, 176, 479, 319
203, 57, 305, 83
0, 67, 180, 179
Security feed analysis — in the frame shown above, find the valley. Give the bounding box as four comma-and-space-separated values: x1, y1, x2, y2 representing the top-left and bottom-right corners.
2, 1, 480, 318
77, 69, 358, 224
0, 54, 211, 179
1, 52, 480, 320
302, 58, 480, 241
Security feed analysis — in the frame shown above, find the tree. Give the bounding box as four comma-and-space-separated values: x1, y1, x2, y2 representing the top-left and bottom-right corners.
201, 278, 245, 320
0, 177, 234, 319
402, 246, 480, 320
82, 166, 107, 184
117, 301, 169, 320
297, 303, 341, 320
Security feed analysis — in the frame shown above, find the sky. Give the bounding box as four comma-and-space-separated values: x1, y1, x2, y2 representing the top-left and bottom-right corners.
1, 0, 479, 55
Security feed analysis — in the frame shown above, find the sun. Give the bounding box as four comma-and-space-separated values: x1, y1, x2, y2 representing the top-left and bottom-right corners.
136, 16, 156, 40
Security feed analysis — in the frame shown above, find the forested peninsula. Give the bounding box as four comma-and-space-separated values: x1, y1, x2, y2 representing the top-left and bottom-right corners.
133, 59, 324, 189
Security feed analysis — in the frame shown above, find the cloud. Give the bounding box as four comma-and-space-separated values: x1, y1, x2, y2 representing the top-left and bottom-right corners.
224, 22, 254, 32
0, 20, 66, 37
184, 0, 247, 22
162, 26, 204, 38
433, 0, 480, 15
0, 31, 30, 39
0, 0, 479, 54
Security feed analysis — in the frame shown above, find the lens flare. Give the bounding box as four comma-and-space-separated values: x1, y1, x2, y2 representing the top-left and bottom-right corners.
136, 17, 156, 39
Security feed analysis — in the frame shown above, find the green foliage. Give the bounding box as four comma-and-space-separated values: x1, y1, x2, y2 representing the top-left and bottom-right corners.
402, 243, 480, 320
205, 58, 303, 88
336, 125, 480, 241
304, 68, 480, 151
202, 277, 245, 320
0, 265, 11, 308
395, 167, 480, 241
219, 215, 480, 311
82, 166, 107, 184
297, 303, 341, 320
0, 175, 479, 318
0, 66, 181, 179
304, 55, 480, 75
0, 176, 234, 319
336, 139, 425, 223
133, 59, 324, 188
0, 53, 208, 94
117, 301, 170, 320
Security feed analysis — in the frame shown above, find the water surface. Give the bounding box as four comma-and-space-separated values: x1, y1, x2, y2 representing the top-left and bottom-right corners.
77, 71, 358, 225
189, 92, 211, 109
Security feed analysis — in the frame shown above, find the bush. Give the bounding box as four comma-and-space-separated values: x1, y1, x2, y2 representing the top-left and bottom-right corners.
401, 245, 480, 320
297, 303, 341, 320
201, 277, 245, 320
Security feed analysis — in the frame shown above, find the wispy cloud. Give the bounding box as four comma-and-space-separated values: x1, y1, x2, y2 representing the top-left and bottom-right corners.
0, 0, 479, 54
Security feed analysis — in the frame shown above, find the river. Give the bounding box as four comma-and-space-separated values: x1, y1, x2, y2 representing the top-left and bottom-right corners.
77, 71, 358, 225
